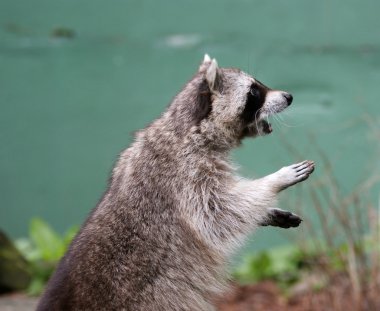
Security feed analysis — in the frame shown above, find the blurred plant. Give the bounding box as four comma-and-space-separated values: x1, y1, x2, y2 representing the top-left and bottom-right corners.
15, 218, 78, 295
281, 127, 380, 311
233, 117, 380, 310
233, 244, 305, 289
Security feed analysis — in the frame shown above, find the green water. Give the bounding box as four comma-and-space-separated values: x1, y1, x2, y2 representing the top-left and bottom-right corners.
1, 0, 380, 251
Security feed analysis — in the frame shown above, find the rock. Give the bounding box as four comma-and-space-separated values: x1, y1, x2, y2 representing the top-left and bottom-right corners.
0, 230, 31, 292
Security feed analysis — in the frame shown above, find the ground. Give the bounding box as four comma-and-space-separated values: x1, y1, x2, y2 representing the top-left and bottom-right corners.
1, 279, 379, 311
0, 293, 38, 311
216, 279, 380, 311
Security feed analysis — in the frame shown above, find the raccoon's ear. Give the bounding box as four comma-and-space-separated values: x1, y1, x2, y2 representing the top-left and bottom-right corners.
205, 58, 220, 93
198, 54, 222, 93
192, 79, 212, 125
203, 54, 211, 63
198, 54, 212, 72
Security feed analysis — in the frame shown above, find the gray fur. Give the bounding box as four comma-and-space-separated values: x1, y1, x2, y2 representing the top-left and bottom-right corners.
37, 55, 314, 311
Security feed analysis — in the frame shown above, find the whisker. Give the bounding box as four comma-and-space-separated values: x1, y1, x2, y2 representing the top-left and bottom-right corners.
279, 109, 305, 127
254, 108, 262, 136
268, 106, 303, 128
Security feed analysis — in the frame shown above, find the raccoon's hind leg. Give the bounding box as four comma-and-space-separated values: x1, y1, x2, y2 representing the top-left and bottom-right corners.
260, 208, 302, 228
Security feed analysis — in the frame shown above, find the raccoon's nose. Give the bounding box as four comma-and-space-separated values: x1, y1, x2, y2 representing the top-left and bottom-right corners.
283, 93, 293, 106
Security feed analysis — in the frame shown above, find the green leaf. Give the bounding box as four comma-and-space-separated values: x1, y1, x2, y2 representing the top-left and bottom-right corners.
29, 218, 65, 262
27, 277, 46, 296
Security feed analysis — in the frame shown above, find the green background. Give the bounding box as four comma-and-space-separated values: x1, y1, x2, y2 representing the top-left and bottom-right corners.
1, 0, 379, 250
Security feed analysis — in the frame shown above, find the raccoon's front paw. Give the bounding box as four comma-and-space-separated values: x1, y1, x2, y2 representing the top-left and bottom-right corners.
275, 160, 315, 190
260, 208, 302, 228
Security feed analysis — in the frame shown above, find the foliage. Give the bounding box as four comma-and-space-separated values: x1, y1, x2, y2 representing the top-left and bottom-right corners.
234, 123, 380, 309
15, 218, 78, 295
287, 135, 380, 309
233, 244, 306, 288
234, 119, 380, 310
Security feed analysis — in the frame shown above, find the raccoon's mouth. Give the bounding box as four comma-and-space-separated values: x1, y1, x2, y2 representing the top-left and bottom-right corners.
242, 119, 272, 137
260, 120, 272, 134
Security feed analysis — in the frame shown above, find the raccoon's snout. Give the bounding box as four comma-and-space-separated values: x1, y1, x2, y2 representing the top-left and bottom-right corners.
283, 93, 293, 106
260, 90, 292, 118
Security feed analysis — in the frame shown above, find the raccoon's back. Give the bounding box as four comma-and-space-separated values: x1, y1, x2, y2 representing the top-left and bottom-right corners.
36, 192, 220, 310
37, 137, 225, 310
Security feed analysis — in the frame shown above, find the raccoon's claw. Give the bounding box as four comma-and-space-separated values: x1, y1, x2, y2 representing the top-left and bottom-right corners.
260, 208, 302, 228
274, 160, 315, 191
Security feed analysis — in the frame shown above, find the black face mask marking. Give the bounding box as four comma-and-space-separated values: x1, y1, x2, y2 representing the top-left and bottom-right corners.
241, 80, 269, 124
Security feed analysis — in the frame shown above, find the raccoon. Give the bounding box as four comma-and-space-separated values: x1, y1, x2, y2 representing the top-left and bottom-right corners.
36, 55, 314, 311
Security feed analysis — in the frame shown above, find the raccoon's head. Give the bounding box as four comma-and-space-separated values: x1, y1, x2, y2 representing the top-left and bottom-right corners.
192, 55, 293, 147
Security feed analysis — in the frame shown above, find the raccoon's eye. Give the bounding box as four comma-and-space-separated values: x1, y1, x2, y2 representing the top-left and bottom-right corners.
250, 88, 259, 98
